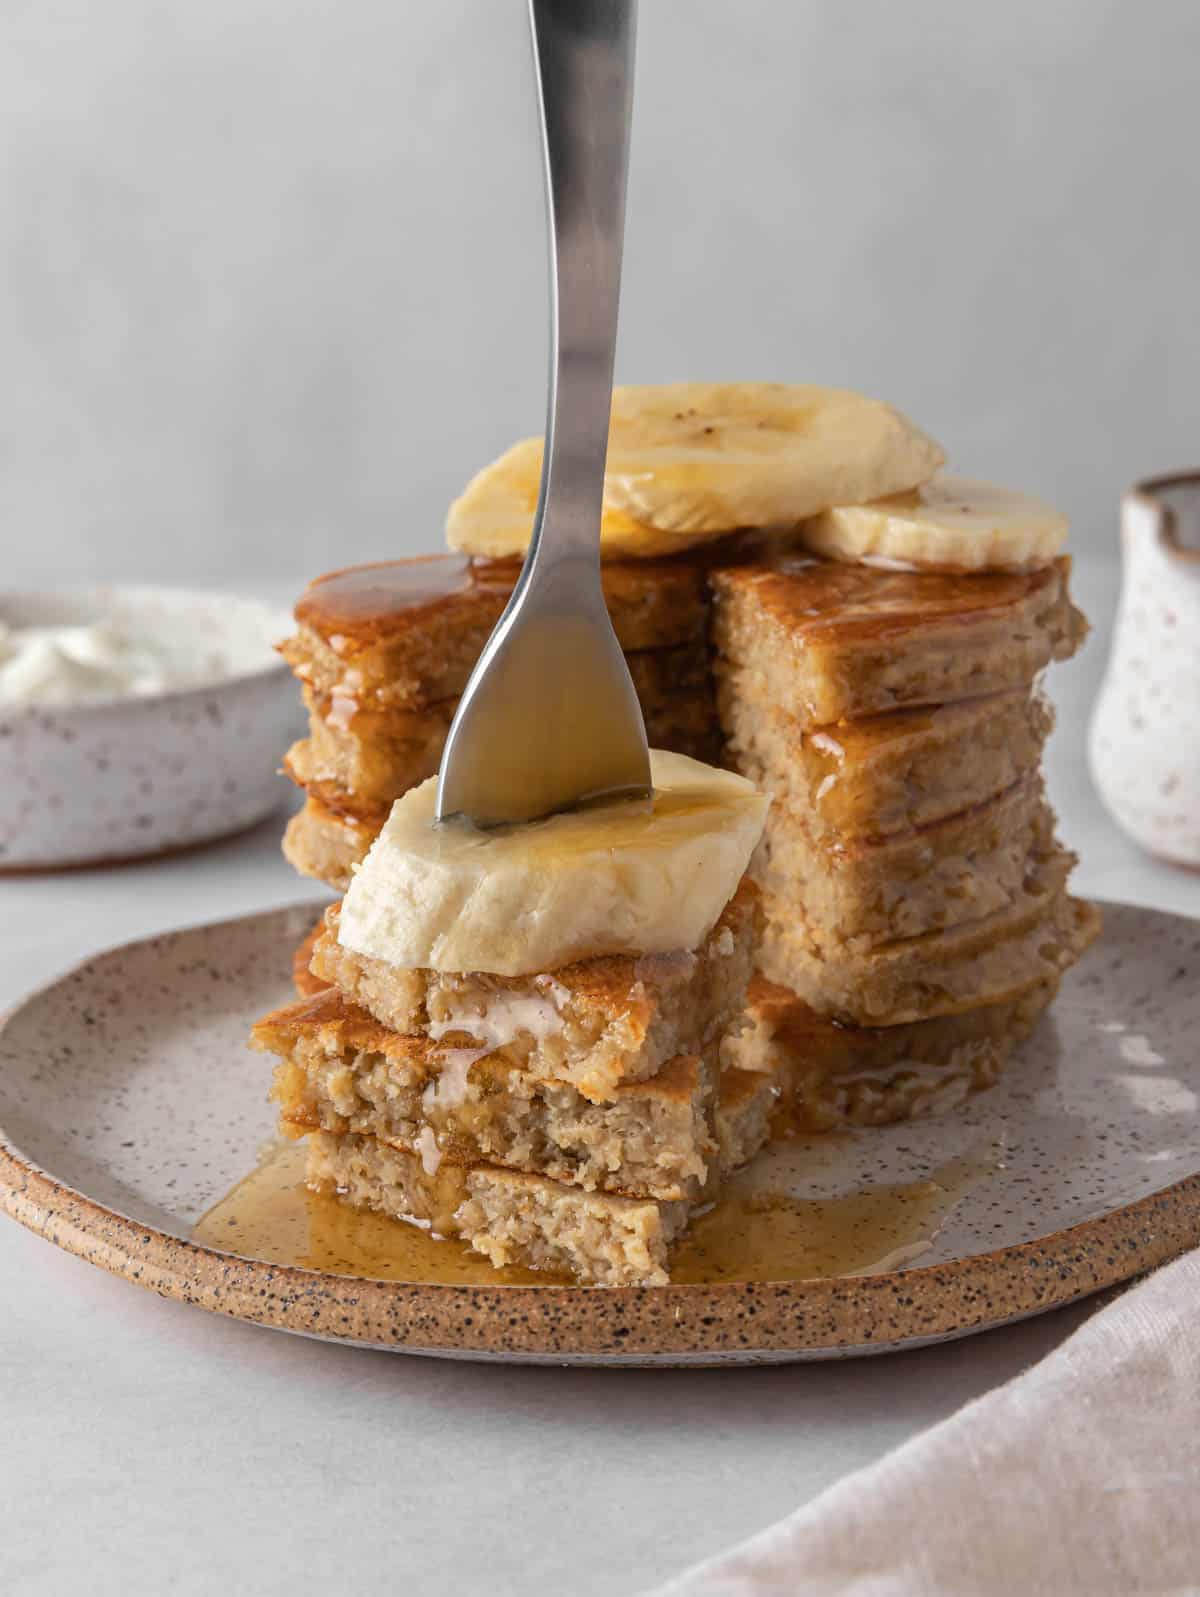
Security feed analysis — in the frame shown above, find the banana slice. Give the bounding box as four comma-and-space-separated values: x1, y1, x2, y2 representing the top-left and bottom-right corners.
445, 437, 707, 560
799, 476, 1069, 572
445, 383, 944, 559
604, 383, 944, 535
338, 750, 770, 976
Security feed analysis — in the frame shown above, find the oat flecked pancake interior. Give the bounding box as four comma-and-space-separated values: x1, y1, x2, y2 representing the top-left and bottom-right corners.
267, 381, 1099, 1288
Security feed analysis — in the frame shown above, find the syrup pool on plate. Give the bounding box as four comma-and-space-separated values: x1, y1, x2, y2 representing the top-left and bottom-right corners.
194, 1140, 997, 1287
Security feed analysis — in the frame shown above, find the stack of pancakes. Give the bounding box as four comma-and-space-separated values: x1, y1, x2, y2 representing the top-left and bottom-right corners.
264, 382, 1104, 1287
277, 547, 1097, 1134
712, 557, 1100, 1125
253, 881, 777, 1286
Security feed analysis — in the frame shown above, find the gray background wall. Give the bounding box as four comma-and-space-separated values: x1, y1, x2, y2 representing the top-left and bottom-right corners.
2, 0, 1197, 587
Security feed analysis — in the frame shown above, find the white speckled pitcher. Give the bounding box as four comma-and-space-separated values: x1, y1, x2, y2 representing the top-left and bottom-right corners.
1089, 473, 1200, 865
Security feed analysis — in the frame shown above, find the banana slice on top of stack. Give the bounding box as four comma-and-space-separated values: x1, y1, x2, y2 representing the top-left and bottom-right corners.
446, 436, 674, 559
800, 476, 1069, 572
446, 382, 944, 560
446, 381, 1067, 573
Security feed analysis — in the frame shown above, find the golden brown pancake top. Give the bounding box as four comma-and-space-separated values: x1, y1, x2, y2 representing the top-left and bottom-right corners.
294, 553, 711, 651
295, 555, 513, 649
712, 554, 1070, 646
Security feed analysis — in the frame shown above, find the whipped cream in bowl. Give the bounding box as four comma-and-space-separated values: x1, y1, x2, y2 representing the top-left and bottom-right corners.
0, 586, 302, 868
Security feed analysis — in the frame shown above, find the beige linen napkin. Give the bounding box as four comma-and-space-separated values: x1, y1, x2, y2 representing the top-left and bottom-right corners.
648, 1250, 1200, 1597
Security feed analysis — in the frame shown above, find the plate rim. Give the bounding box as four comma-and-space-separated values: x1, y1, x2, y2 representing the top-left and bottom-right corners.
2, 896, 1199, 1364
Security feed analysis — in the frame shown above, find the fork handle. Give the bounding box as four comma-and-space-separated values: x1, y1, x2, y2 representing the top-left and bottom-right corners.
526, 0, 636, 573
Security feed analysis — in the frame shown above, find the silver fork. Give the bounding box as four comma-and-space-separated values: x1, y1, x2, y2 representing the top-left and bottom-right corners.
436, 0, 649, 828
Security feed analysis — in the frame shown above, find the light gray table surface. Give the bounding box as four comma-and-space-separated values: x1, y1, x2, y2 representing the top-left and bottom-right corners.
2, 554, 1198, 1597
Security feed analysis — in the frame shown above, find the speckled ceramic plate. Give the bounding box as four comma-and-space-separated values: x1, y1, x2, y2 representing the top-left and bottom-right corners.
1, 900, 1198, 1365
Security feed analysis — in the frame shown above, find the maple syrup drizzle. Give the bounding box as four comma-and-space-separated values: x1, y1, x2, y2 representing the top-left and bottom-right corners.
193, 1141, 994, 1288
670, 1150, 992, 1284
295, 556, 516, 638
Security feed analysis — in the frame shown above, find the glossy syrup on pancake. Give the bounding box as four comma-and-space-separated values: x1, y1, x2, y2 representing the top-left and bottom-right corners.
725, 553, 1070, 643
294, 552, 716, 658
295, 555, 517, 646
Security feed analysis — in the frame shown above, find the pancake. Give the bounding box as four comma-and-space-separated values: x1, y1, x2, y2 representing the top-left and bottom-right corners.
295, 689, 456, 807
257, 988, 717, 1202
304, 1128, 691, 1287
307, 881, 760, 1103
300, 1048, 785, 1288
725, 974, 1060, 1132
281, 795, 376, 893
719, 686, 1055, 841
283, 554, 710, 714
760, 858, 1098, 1027
752, 777, 1056, 952
710, 554, 1086, 726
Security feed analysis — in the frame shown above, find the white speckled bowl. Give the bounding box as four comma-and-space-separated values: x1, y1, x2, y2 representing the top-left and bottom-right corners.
0, 586, 303, 869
